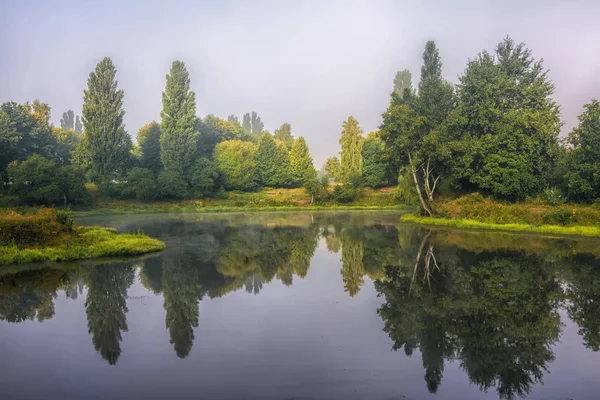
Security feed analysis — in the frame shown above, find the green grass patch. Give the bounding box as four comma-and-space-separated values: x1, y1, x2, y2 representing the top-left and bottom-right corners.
400, 214, 600, 238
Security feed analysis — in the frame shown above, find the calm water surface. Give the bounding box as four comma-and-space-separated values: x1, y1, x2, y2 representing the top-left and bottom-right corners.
1, 212, 600, 400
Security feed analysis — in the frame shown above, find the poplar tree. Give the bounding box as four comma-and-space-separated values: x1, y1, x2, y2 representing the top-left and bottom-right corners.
160, 60, 198, 178
82, 57, 132, 180
60, 110, 75, 132
274, 123, 293, 148
339, 116, 364, 181
255, 132, 291, 187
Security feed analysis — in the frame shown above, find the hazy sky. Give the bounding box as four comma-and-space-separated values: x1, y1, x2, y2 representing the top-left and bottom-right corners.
2, 0, 599, 166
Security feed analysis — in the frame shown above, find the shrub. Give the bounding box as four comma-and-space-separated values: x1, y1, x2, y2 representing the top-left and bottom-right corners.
0, 208, 69, 246
332, 185, 356, 203
304, 176, 330, 204
56, 206, 76, 232
190, 158, 218, 197
541, 187, 566, 206
157, 171, 188, 200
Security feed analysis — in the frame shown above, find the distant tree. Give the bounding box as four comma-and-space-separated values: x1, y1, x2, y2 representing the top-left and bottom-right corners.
160, 60, 198, 179
242, 113, 252, 132
362, 132, 387, 187
448, 37, 560, 200
60, 110, 75, 132
74, 116, 83, 135
565, 100, 600, 201
157, 170, 188, 200
393, 69, 412, 97
324, 157, 340, 180
197, 115, 247, 158
250, 111, 264, 136
255, 132, 292, 187
121, 167, 157, 201
82, 57, 132, 181
227, 114, 239, 124
137, 122, 162, 175
339, 116, 364, 181
289, 136, 317, 186
274, 123, 293, 148
190, 157, 218, 196
214, 140, 258, 191
51, 125, 79, 166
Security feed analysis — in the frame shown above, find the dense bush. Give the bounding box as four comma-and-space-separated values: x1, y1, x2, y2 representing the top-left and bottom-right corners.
304, 176, 330, 204
157, 170, 188, 200
0, 208, 70, 246
122, 168, 158, 201
190, 158, 218, 197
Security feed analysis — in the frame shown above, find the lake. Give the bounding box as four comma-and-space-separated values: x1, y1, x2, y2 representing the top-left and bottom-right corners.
1, 211, 600, 400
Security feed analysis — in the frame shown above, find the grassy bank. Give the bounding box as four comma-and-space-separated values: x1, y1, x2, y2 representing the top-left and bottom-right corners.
401, 194, 600, 237
1, 209, 165, 264
72, 187, 405, 216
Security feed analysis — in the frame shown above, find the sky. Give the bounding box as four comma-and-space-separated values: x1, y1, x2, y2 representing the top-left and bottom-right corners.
1, 0, 600, 166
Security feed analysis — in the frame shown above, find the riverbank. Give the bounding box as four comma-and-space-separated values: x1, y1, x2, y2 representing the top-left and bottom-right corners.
401, 194, 600, 238
0, 209, 165, 264
71, 187, 406, 216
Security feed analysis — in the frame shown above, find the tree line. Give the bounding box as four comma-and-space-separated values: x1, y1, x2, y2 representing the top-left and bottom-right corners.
0, 59, 318, 204
325, 36, 600, 212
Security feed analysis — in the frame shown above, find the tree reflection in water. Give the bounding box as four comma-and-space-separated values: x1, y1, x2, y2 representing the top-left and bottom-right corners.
0, 213, 599, 399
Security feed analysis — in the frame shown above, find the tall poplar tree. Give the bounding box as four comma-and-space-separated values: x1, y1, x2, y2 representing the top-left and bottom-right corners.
393, 69, 412, 98
160, 60, 198, 178
82, 57, 132, 180
250, 111, 264, 136
339, 116, 364, 181
242, 113, 252, 132
60, 110, 75, 132
274, 123, 293, 148
74, 116, 83, 135
137, 122, 162, 175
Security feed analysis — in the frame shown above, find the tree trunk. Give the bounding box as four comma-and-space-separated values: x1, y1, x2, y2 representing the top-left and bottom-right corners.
408, 152, 432, 216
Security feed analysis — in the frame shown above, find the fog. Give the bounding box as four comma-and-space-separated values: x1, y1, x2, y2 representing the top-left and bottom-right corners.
1, 0, 599, 166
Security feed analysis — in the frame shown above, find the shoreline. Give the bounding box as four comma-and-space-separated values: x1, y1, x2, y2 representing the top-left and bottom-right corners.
400, 214, 600, 238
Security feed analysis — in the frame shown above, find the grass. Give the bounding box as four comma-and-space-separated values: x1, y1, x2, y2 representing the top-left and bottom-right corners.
401, 214, 600, 238
72, 186, 406, 216
1, 225, 165, 265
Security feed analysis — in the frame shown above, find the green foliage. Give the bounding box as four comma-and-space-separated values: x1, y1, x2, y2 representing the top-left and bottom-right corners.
157, 170, 188, 200
250, 111, 264, 136
82, 57, 132, 181
160, 61, 199, 178
289, 136, 316, 186
74, 115, 82, 135
190, 157, 218, 197
393, 69, 412, 97
361, 135, 387, 187
339, 116, 364, 181
0, 208, 69, 246
8, 155, 88, 206
448, 37, 561, 200
56, 206, 75, 232
304, 175, 330, 204
564, 100, 600, 202
196, 115, 248, 158
333, 185, 360, 203
255, 132, 292, 187
122, 168, 158, 202
394, 168, 418, 205
214, 140, 258, 191
137, 122, 162, 175
323, 157, 340, 181
274, 123, 293, 148
541, 187, 566, 206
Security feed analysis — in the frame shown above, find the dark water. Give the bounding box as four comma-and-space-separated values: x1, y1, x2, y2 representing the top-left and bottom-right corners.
1, 212, 600, 400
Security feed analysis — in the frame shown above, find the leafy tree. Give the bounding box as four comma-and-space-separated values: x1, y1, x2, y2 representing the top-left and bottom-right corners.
255, 132, 292, 187
51, 125, 79, 166
85, 262, 135, 365
122, 167, 157, 201
74, 115, 83, 135
289, 136, 316, 186
242, 113, 252, 132
393, 69, 412, 97
157, 170, 188, 200
250, 111, 264, 136
0, 101, 57, 180
274, 123, 293, 148
60, 110, 75, 132
137, 122, 162, 175
82, 57, 132, 181
190, 157, 218, 196
380, 40, 454, 215
57, 165, 90, 205
564, 100, 600, 201
160, 60, 199, 178
227, 114, 239, 124
362, 132, 387, 187
8, 155, 62, 205
448, 37, 561, 200
197, 115, 247, 158
339, 116, 364, 181
214, 140, 258, 190
323, 157, 340, 181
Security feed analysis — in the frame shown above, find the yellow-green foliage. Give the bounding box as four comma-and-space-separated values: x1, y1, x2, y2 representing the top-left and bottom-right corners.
401, 214, 600, 238
1, 226, 165, 264
437, 193, 600, 227
0, 208, 69, 246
